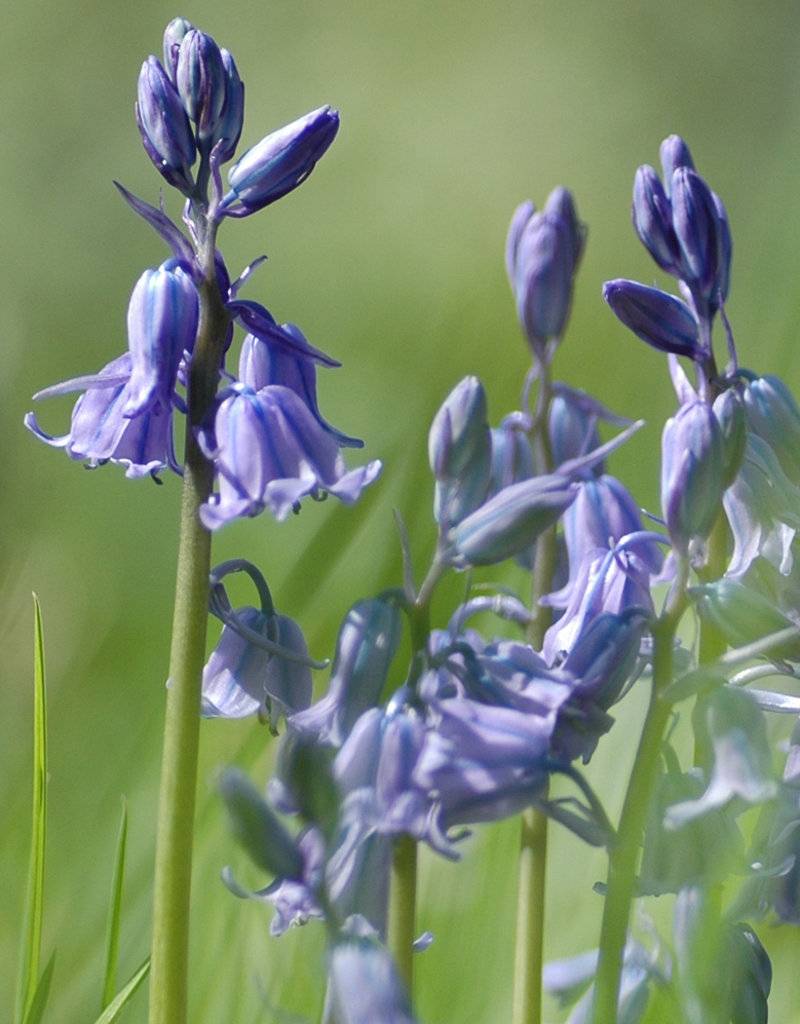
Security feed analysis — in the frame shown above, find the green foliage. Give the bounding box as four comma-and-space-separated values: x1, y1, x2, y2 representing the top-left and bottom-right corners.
101, 800, 129, 1010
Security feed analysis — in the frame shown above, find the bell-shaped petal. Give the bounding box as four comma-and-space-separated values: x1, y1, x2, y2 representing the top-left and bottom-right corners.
742, 374, 800, 483
199, 383, 381, 528
544, 186, 586, 268
136, 56, 196, 194
175, 28, 227, 145
162, 17, 193, 80
290, 598, 403, 745
328, 935, 417, 1024
661, 400, 725, 553
219, 105, 340, 216
25, 352, 178, 478
239, 333, 362, 447
429, 376, 492, 527
201, 607, 313, 726
713, 388, 746, 488
603, 279, 700, 358
125, 261, 199, 417
632, 164, 681, 274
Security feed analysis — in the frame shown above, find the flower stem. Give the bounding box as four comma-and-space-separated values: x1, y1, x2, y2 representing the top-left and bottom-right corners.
388, 835, 418, 991
512, 364, 556, 1024
148, 249, 229, 1024
590, 571, 687, 1024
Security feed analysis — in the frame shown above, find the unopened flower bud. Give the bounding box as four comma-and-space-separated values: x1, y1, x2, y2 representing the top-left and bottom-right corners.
429, 376, 492, 527
176, 28, 227, 145
212, 49, 245, 163
511, 208, 576, 354
136, 56, 196, 194
671, 167, 730, 309
603, 279, 699, 358
219, 105, 340, 216
743, 374, 800, 482
632, 164, 680, 274
712, 388, 746, 488
543, 186, 586, 268
659, 134, 695, 195
660, 401, 724, 553
162, 17, 193, 81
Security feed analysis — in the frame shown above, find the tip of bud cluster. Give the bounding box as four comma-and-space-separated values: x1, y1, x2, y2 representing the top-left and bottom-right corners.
176, 28, 227, 145
659, 134, 694, 195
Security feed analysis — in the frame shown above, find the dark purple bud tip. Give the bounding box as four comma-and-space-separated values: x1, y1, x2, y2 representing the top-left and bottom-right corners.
136, 56, 196, 193
176, 28, 227, 143
632, 165, 680, 274
603, 279, 699, 359
659, 134, 695, 195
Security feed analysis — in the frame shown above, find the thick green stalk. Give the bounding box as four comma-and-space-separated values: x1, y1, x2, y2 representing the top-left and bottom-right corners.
388, 835, 418, 990
590, 580, 686, 1024
148, 249, 229, 1024
511, 365, 557, 1024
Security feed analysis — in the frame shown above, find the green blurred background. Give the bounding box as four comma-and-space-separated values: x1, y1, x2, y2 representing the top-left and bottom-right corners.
5, 1, 800, 1020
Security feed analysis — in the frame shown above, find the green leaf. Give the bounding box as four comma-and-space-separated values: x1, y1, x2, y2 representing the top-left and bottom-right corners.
16, 594, 48, 1024
220, 768, 303, 880
91, 959, 150, 1024
101, 799, 128, 1009
21, 950, 55, 1024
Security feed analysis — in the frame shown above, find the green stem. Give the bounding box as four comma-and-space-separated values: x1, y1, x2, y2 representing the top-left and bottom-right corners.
148, 240, 229, 1024
590, 576, 687, 1024
511, 365, 556, 1024
388, 835, 418, 991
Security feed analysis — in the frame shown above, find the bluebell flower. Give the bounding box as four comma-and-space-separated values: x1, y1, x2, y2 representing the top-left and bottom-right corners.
713, 387, 747, 489
25, 352, 178, 478
238, 333, 362, 448
661, 400, 725, 554
136, 55, 196, 194
547, 385, 630, 473
219, 106, 340, 217
174, 29, 226, 147
327, 934, 417, 1024
124, 260, 199, 418
659, 134, 695, 189
290, 598, 403, 745
632, 164, 682, 275
603, 279, 700, 359
201, 607, 313, 727
198, 383, 381, 529
489, 411, 535, 492
162, 17, 193, 81
742, 374, 800, 483
506, 188, 583, 357
429, 376, 493, 527
212, 49, 245, 164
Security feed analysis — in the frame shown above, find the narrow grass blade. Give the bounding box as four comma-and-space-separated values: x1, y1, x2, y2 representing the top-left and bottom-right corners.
101, 798, 129, 1009
92, 959, 150, 1024
21, 950, 55, 1024
15, 594, 48, 1024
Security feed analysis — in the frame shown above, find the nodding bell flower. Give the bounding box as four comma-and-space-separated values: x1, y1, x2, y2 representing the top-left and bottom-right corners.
24, 352, 178, 478
198, 383, 381, 529
712, 387, 746, 489
239, 333, 362, 448
328, 935, 417, 1024
603, 279, 700, 359
661, 400, 725, 555
124, 260, 199, 418
136, 55, 196, 194
742, 374, 800, 483
290, 598, 403, 746
429, 376, 492, 527
506, 187, 583, 357
201, 607, 314, 728
219, 105, 340, 217
175, 28, 227, 147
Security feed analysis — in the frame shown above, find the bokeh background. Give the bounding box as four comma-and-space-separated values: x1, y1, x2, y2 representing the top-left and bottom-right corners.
4, 1, 800, 1021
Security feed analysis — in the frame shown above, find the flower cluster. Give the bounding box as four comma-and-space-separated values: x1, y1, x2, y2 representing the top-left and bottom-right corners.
26, 17, 379, 527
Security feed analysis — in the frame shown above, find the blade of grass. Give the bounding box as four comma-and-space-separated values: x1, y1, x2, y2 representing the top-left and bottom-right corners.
21, 950, 56, 1024
102, 798, 129, 1009
93, 959, 150, 1024
15, 594, 48, 1024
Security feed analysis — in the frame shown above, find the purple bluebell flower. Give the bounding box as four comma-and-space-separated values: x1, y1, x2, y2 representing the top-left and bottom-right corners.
506, 190, 582, 356
742, 374, 800, 482
212, 49, 244, 164
327, 935, 417, 1024
660, 134, 695, 190
429, 376, 492, 527
632, 164, 682, 275
547, 385, 630, 473
201, 608, 314, 727
136, 55, 196, 194
25, 352, 178, 478
661, 400, 725, 554
490, 411, 534, 492
219, 106, 340, 217
239, 333, 362, 448
290, 598, 403, 745
603, 279, 700, 359
713, 387, 747, 488
124, 260, 199, 418
198, 383, 381, 529
162, 17, 193, 81
175, 28, 227, 147
671, 166, 730, 310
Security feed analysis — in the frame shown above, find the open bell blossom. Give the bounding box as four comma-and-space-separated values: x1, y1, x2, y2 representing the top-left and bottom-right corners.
198, 382, 381, 529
